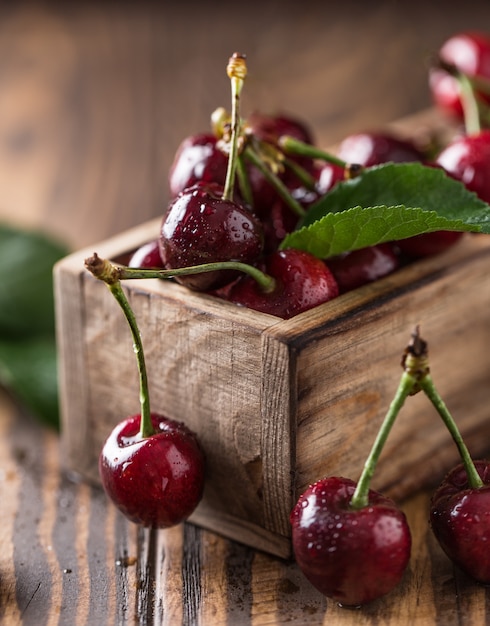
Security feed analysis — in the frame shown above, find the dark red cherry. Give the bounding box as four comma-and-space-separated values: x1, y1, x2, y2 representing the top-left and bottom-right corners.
435, 129, 490, 203
396, 231, 464, 259
429, 31, 490, 120
246, 110, 314, 145
430, 460, 490, 583
315, 162, 345, 194
99, 413, 206, 528
290, 476, 411, 607
227, 248, 339, 319
159, 182, 264, 291
169, 133, 229, 198
128, 240, 165, 269
337, 131, 424, 167
326, 244, 400, 293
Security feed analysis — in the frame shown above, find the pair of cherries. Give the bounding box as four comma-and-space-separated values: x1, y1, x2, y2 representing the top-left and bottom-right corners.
290, 328, 490, 607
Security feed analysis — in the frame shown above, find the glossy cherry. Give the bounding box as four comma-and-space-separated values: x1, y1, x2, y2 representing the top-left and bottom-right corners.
326, 243, 400, 293
159, 182, 264, 291
434, 129, 490, 203
430, 460, 490, 583
290, 476, 411, 607
226, 248, 339, 319
395, 231, 464, 259
169, 133, 229, 198
429, 31, 490, 120
336, 131, 425, 167
99, 412, 205, 528
128, 239, 165, 269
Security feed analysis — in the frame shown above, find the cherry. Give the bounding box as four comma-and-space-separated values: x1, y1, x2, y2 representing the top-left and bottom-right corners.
430, 461, 490, 583
290, 476, 411, 607
99, 412, 205, 528
336, 131, 425, 167
434, 129, 490, 203
160, 54, 265, 292
85, 254, 206, 529
168, 133, 229, 199
326, 243, 400, 293
429, 31, 490, 120
246, 110, 314, 145
226, 248, 339, 319
159, 182, 264, 291
395, 231, 464, 259
128, 239, 165, 269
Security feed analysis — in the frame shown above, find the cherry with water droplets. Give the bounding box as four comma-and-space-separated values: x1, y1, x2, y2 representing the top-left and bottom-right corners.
290, 476, 411, 607
430, 460, 490, 583
226, 248, 339, 319
99, 412, 206, 528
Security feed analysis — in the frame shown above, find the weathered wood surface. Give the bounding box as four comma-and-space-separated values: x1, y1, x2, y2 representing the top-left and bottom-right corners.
2, 392, 490, 625
3, 1, 490, 623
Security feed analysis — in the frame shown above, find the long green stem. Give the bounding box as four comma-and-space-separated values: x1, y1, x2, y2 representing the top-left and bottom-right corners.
349, 371, 416, 509
107, 281, 154, 439
279, 135, 348, 169
243, 145, 306, 218
458, 71, 482, 135
222, 53, 246, 202
418, 376, 484, 489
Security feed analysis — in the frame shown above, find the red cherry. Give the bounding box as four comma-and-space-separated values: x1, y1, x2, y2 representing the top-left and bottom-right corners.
169, 133, 229, 198
290, 476, 411, 607
336, 131, 424, 167
429, 31, 490, 120
396, 231, 464, 259
246, 110, 314, 145
99, 413, 205, 528
159, 182, 264, 291
226, 248, 339, 319
430, 461, 490, 583
326, 244, 400, 293
128, 239, 165, 269
435, 129, 490, 203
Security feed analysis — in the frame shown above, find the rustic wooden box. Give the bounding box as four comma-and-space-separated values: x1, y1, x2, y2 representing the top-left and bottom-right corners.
54, 109, 490, 558
54, 224, 490, 558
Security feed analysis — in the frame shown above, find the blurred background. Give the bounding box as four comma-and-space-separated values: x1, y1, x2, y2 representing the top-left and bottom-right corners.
1, 0, 490, 249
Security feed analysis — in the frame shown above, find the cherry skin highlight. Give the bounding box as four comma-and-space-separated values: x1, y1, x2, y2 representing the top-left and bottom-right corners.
430, 460, 490, 583
159, 182, 264, 291
336, 131, 424, 167
99, 412, 205, 528
226, 248, 339, 319
290, 476, 411, 607
435, 129, 490, 203
128, 239, 165, 269
326, 244, 400, 293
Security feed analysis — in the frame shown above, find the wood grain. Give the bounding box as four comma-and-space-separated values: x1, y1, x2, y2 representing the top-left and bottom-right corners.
2, 393, 490, 625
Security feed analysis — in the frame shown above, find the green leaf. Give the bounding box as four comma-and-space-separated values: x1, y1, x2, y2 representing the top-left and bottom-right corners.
281, 163, 490, 258
0, 224, 68, 336
0, 336, 60, 429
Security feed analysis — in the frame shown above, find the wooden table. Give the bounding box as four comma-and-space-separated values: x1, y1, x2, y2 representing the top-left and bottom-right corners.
2, 3, 490, 624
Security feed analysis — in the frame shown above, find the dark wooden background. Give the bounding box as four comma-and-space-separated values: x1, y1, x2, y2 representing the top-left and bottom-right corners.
3, 2, 490, 624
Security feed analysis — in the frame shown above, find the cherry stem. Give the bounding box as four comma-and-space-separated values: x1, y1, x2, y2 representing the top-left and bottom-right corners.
84, 256, 154, 439
349, 369, 416, 510
243, 144, 306, 217
279, 135, 349, 169
85, 252, 276, 294
349, 326, 484, 509
418, 375, 484, 489
222, 53, 247, 203
457, 71, 482, 135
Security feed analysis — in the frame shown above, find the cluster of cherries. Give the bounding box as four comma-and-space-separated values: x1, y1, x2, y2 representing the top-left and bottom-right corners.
85, 34, 490, 610
127, 32, 490, 321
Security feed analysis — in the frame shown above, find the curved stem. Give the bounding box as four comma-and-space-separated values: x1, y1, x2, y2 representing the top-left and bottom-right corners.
418, 376, 484, 489
107, 281, 154, 439
85, 253, 276, 294
222, 53, 246, 202
458, 71, 482, 135
349, 371, 416, 509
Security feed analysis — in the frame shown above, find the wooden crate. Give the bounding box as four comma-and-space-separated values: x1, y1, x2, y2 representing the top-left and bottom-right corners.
54, 221, 490, 558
